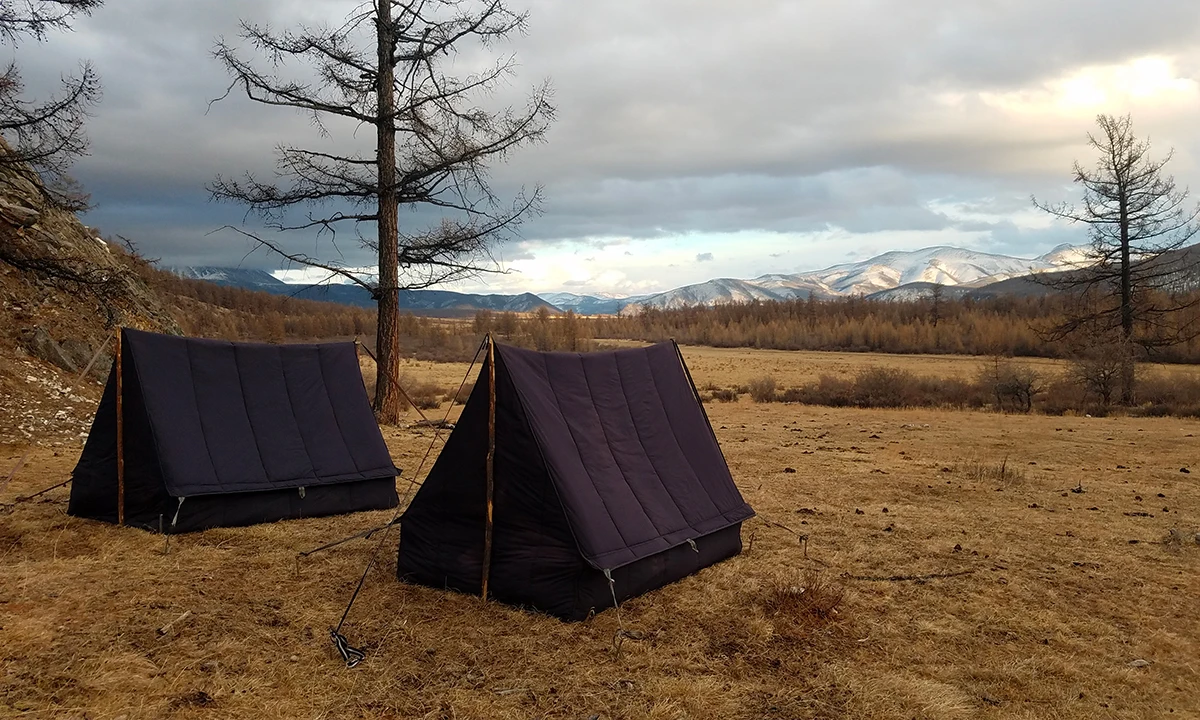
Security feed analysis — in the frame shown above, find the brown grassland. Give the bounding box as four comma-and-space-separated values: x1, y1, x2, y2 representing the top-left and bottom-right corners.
2, 346, 1199, 719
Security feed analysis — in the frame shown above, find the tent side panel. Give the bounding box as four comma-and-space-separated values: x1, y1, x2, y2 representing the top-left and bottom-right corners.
396, 361, 491, 592
69, 356, 171, 528
398, 351, 585, 617
185, 340, 272, 493
167, 476, 398, 533
69, 362, 119, 521
568, 523, 745, 622
281, 346, 361, 482
233, 343, 315, 485
318, 344, 397, 478
495, 342, 754, 571
644, 343, 751, 520
487, 350, 587, 618
125, 329, 221, 494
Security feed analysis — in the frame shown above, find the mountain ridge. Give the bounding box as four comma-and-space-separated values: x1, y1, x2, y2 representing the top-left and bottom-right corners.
178, 245, 1092, 315
170, 266, 558, 315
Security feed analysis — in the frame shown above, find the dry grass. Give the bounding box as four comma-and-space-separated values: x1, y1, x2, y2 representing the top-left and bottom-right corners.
953, 456, 1026, 486
2, 345, 1200, 718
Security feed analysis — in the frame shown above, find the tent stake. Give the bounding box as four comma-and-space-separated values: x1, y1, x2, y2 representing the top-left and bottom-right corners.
481, 333, 496, 601
115, 327, 125, 526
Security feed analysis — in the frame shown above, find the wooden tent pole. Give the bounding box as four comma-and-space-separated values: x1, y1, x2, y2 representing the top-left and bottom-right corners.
481, 333, 496, 601
115, 327, 125, 526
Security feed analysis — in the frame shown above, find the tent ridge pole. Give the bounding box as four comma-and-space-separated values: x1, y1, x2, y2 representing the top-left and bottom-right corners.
482, 333, 496, 601
115, 327, 125, 526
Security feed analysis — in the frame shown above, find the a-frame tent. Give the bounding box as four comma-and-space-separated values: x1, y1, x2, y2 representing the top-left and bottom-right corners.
396, 340, 753, 621
69, 328, 399, 533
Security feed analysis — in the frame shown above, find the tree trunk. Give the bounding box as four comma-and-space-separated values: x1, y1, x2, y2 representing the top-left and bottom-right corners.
373, 0, 402, 424
1119, 200, 1135, 405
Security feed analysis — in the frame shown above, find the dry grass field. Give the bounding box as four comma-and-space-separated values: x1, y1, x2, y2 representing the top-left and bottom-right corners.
2, 346, 1199, 719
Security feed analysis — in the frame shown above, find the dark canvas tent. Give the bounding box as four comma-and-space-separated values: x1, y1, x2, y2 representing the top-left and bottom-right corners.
69, 329, 399, 533
396, 341, 753, 620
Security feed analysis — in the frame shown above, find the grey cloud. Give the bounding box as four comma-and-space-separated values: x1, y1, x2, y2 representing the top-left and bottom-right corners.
10, 0, 1199, 273
696, 252, 713, 262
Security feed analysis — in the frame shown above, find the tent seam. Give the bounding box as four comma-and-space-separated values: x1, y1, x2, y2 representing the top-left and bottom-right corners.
615, 356, 692, 530
577, 354, 658, 536
642, 346, 724, 529
183, 337, 222, 494
278, 344, 320, 485
232, 344, 272, 487
316, 345, 364, 475
606, 354, 689, 536
540, 351, 632, 551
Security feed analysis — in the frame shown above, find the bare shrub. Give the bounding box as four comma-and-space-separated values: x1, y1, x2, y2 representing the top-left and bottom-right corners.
710, 387, 739, 403
913, 375, 984, 409
1068, 342, 1135, 407
1040, 377, 1085, 416
955, 456, 1025, 485
1132, 371, 1200, 417
747, 376, 778, 403
852, 367, 918, 407
450, 381, 475, 405
788, 375, 855, 406
977, 357, 1041, 413
396, 372, 444, 411
776, 386, 807, 404
785, 369, 980, 410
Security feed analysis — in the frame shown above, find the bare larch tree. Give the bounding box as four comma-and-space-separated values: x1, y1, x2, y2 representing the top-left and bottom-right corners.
211, 0, 553, 422
1034, 113, 1200, 403
0, 0, 102, 210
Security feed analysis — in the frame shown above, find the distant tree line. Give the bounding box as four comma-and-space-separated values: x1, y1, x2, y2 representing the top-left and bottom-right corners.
587, 293, 1200, 364
145, 264, 377, 342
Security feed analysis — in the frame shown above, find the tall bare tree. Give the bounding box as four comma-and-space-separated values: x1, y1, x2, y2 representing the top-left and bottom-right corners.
0, 0, 102, 210
1034, 114, 1200, 403
211, 0, 553, 422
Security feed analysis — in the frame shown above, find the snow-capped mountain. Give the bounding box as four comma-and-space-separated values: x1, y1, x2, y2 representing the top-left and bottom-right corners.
1035, 243, 1093, 268
620, 245, 1088, 312
538, 292, 636, 315
178, 245, 1094, 316
171, 266, 288, 291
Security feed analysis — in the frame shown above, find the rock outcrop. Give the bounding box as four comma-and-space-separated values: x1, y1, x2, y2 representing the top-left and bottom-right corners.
0, 145, 178, 443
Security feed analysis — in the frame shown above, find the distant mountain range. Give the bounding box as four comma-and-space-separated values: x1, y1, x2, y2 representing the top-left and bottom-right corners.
174, 244, 1096, 316
603, 244, 1090, 312
171, 267, 558, 315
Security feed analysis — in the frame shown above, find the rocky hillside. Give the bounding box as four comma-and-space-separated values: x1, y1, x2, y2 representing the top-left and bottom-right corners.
0, 151, 179, 445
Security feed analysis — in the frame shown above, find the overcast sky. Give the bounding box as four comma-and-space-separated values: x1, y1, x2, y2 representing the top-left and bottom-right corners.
17, 0, 1200, 296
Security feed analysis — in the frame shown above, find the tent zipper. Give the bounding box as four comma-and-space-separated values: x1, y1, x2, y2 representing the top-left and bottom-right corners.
298, 486, 306, 499
687, 539, 698, 552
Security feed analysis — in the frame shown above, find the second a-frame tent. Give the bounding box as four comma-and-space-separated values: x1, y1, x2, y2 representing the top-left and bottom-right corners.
396, 340, 753, 620
69, 329, 399, 533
